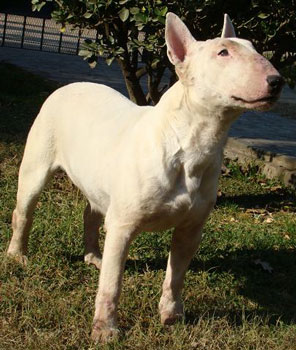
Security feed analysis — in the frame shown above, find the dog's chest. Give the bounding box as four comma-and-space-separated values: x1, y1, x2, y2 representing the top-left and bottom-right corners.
166, 152, 214, 209
141, 150, 219, 231
166, 170, 201, 215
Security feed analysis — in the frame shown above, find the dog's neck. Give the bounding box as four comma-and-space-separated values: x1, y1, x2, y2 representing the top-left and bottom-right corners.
155, 81, 241, 157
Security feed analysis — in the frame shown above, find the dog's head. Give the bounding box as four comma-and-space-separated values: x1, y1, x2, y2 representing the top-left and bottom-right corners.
165, 13, 284, 112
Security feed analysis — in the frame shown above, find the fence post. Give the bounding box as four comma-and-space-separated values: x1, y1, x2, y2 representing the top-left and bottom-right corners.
40, 18, 46, 51
1, 13, 8, 47
76, 28, 82, 55
21, 15, 27, 48
58, 30, 63, 53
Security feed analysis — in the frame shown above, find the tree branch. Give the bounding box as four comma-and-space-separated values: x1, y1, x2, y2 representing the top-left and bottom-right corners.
136, 66, 147, 79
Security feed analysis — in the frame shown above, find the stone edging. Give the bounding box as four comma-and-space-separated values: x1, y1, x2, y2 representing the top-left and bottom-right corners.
224, 137, 296, 186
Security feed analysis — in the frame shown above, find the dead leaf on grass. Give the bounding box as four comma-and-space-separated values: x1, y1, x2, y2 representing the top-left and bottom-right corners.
191, 338, 208, 349
270, 185, 283, 192
254, 259, 273, 273
221, 164, 231, 177
246, 208, 267, 215
217, 190, 223, 197
264, 217, 274, 224
191, 341, 199, 349
230, 217, 238, 223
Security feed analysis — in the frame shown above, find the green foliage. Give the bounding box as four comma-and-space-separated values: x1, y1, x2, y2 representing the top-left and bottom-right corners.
32, 0, 46, 12
36, 0, 170, 70
32, 0, 296, 103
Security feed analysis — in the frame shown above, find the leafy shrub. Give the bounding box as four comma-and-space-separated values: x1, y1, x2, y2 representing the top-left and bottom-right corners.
33, 0, 296, 103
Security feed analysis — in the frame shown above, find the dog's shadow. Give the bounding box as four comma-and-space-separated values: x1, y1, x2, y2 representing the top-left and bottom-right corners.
217, 191, 295, 211
189, 248, 296, 326
124, 192, 296, 326
63, 191, 296, 326
125, 247, 296, 326
60, 177, 296, 326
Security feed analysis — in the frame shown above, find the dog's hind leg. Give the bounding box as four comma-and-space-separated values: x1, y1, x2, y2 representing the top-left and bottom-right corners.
83, 202, 103, 269
8, 165, 55, 264
7, 119, 56, 264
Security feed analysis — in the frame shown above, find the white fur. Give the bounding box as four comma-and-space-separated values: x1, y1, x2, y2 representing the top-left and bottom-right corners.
7, 13, 282, 343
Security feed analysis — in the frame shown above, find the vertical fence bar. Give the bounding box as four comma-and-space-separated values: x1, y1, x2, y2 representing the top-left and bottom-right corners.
76, 28, 81, 55
2, 13, 8, 47
21, 15, 27, 48
40, 17, 46, 51
58, 30, 63, 53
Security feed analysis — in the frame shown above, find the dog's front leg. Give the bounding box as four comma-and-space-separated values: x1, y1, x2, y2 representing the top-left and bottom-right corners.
91, 221, 137, 343
159, 223, 203, 325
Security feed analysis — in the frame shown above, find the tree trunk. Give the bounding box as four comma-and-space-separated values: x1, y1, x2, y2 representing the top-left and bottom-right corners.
117, 59, 148, 106
147, 67, 166, 105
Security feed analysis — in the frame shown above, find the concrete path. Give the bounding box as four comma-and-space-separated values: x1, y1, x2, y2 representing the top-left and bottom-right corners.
0, 46, 295, 185
0, 46, 127, 93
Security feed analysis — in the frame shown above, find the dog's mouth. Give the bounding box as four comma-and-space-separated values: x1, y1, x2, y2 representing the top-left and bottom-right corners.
231, 94, 279, 105
231, 94, 280, 110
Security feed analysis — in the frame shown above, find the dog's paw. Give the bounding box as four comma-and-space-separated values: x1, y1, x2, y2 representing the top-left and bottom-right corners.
160, 311, 183, 325
6, 251, 28, 266
91, 321, 119, 344
159, 298, 184, 326
84, 252, 102, 269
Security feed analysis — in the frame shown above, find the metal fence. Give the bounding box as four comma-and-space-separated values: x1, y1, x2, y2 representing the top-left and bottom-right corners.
0, 13, 97, 55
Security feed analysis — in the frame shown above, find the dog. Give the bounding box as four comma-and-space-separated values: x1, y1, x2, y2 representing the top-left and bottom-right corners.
7, 13, 284, 342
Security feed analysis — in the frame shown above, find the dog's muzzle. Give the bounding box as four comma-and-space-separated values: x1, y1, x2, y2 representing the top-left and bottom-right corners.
231, 74, 285, 106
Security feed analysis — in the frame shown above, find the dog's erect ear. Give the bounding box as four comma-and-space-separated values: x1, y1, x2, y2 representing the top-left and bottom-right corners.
221, 14, 236, 38
165, 12, 195, 66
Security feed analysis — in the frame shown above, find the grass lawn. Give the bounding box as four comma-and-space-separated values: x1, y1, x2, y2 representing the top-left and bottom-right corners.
0, 62, 296, 350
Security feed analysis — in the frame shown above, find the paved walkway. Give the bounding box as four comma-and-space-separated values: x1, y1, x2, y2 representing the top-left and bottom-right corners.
0, 46, 127, 93
0, 46, 295, 185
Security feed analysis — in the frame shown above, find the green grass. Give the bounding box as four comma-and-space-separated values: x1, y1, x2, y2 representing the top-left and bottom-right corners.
0, 62, 296, 350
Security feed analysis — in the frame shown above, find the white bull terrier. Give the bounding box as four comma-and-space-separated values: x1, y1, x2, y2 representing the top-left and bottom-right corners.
8, 13, 284, 342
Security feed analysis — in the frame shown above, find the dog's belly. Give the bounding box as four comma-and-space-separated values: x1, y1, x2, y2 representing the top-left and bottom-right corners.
60, 165, 111, 215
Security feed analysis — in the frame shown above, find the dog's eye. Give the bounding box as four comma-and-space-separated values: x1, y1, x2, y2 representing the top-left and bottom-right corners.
218, 49, 229, 56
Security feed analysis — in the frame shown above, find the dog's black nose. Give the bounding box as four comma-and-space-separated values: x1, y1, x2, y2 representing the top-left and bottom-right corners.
266, 75, 285, 95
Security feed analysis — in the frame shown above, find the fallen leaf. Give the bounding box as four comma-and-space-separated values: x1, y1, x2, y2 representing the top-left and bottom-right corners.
264, 217, 274, 223
229, 217, 239, 223
270, 185, 282, 191
191, 341, 199, 349
246, 208, 267, 214
221, 164, 231, 176
254, 259, 273, 273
